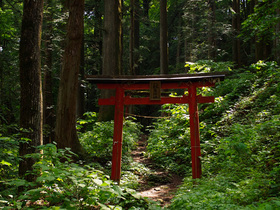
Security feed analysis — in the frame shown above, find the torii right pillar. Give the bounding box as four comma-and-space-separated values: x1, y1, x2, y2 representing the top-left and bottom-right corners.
189, 84, 207, 179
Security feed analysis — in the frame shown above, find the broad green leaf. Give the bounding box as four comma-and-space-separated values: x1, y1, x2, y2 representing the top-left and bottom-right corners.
93, 178, 103, 186
0, 160, 12, 166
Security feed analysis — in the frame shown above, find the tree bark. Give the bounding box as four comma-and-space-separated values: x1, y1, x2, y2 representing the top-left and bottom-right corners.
19, 0, 44, 181
55, 0, 84, 156
99, 0, 123, 121
134, 0, 140, 75
77, 25, 85, 119
129, 0, 140, 75
160, 0, 168, 75
208, 0, 216, 60
130, 0, 135, 75
275, 8, 280, 63
232, 0, 241, 67
43, 0, 55, 145
143, 0, 151, 20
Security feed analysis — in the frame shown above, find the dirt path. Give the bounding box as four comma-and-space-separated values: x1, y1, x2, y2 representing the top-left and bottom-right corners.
131, 135, 183, 207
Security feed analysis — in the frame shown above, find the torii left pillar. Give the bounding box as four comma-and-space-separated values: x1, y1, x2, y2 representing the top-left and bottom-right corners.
111, 86, 124, 183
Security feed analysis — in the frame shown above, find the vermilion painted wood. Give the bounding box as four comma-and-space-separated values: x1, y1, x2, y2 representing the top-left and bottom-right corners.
197, 95, 215, 104
97, 81, 215, 90
97, 82, 217, 182
110, 86, 125, 182
188, 85, 202, 179
98, 95, 215, 106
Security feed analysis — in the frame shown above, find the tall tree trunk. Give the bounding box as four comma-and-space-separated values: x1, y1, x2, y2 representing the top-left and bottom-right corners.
160, 0, 168, 75
19, 0, 44, 181
134, 0, 140, 75
250, 0, 256, 62
93, 0, 103, 75
176, 15, 183, 71
129, 0, 140, 75
143, 0, 151, 20
77, 26, 85, 118
232, 0, 241, 67
43, 0, 55, 145
130, 0, 135, 75
55, 0, 85, 156
208, 0, 216, 60
99, 0, 123, 121
275, 8, 280, 63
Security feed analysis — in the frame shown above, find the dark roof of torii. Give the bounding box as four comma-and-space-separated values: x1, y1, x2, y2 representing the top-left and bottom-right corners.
86, 72, 226, 84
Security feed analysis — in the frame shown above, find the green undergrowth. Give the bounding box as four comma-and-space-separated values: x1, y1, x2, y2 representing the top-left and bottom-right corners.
78, 114, 142, 164
146, 60, 280, 209
0, 116, 159, 209
0, 143, 153, 209
77, 114, 154, 189
1, 60, 280, 209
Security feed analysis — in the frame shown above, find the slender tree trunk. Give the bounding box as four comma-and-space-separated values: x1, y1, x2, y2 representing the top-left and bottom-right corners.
130, 0, 135, 75
134, 0, 140, 75
232, 0, 241, 67
55, 0, 85, 156
77, 26, 85, 118
275, 8, 280, 63
160, 0, 168, 75
129, 0, 140, 75
92, 0, 103, 74
250, 0, 256, 62
99, 0, 123, 121
143, 0, 151, 21
19, 0, 44, 181
208, 0, 216, 60
176, 14, 183, 71
43, 0, 55, 145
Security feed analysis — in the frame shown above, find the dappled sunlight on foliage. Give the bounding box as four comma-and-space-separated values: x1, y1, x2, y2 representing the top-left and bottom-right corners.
0, 143, 151, 209
144, 61, 280, 209
1, 60, 280, 209
78, 113, 142, 164
147, 104, 192, 175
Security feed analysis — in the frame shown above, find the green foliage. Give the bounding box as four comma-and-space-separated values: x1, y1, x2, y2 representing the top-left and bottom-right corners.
241, 0, 280, 42
185, 60, 234, 73
170, 175, 280, 210
147, 104, 191, 175
78, 113, 142, 163
1, 143, 150, 209
0, 135, 18, 180
147, 61, 234, 174
146, 61, 280, 208
121, 156, 152, 189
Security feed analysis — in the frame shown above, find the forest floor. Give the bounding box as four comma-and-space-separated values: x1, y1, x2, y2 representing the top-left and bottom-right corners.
131, 135, 183, 207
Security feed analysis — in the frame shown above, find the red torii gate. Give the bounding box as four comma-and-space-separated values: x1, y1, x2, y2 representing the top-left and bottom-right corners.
87, 73, 225, 182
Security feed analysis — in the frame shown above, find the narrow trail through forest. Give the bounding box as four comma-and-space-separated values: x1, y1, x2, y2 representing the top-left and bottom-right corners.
131, 135, 183, 207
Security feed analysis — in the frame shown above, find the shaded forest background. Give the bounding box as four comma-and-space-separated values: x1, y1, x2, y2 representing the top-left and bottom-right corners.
1, 0, 280, 128
0, 0, 280, 209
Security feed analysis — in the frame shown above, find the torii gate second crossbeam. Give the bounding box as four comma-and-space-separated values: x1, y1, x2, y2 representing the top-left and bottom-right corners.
87, 73, 225, 182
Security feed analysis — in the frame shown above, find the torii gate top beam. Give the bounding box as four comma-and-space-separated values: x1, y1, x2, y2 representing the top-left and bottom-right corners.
86, 72, 225, 85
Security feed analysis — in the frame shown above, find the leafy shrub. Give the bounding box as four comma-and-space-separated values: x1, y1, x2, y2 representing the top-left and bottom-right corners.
1, 143, 151, 209
185, 60, 234, 73
170, 175, 279, 210
148, 61, 280, 208
0, 135, 18, 180
78, 113, 142, 163
146, 104, 192, 174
